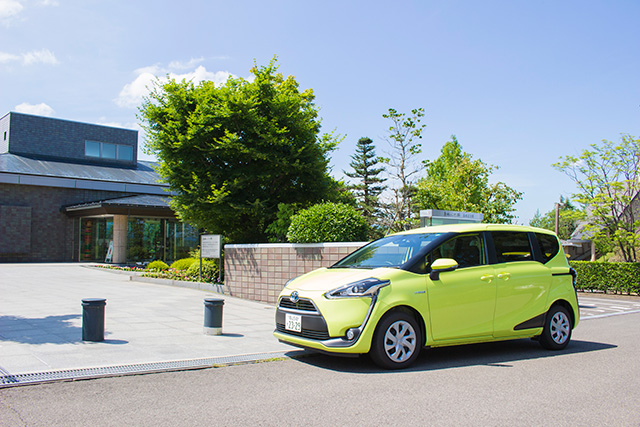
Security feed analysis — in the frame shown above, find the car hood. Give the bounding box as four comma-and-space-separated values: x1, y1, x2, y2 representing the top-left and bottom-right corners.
286, 267, 396, 292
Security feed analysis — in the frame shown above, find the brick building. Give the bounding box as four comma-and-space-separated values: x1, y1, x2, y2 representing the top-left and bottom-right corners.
0, 112, 198, 263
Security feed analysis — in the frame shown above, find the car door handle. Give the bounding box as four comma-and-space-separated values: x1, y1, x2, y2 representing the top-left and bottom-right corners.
480, 274, 494, 282
497, 272, 511, 280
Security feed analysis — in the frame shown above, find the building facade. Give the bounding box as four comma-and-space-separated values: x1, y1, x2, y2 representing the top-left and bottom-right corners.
0, 112, 198, 264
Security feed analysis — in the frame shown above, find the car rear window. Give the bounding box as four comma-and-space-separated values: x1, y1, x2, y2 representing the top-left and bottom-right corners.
535, 233, 560, 263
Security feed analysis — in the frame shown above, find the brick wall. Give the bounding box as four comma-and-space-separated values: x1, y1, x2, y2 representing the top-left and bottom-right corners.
224, 242, 367, 304
5, 112, 137, 165
0, 205, 31, 255
0, 183, 129, 262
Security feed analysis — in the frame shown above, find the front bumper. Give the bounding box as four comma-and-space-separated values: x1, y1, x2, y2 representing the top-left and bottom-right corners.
274, 292, 380, 354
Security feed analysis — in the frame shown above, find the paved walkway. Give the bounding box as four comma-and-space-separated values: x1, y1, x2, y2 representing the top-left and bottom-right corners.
0, 264, 301, 385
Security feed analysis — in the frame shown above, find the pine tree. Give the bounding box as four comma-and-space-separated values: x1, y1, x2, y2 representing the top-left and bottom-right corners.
345, 137, 386, 235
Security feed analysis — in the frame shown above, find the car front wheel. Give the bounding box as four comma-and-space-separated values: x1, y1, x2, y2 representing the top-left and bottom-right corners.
539, 305, 572, 350
370, 311, 422, 369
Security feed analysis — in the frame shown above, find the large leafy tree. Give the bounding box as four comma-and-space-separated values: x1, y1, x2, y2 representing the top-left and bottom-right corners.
380, 107, 426, 232
414, 136, 522, 223
345, 137, 386, 235
139, 59, 338, 243
553, 135, 640, 262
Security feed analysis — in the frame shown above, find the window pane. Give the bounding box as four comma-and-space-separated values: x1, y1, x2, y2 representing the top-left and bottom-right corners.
102, 143, 116, 159
535, 233, 560, 263
117, 144, 133, 161
492, 232, 533, 263
85, 141, 100, 157
429, 233, 485, 269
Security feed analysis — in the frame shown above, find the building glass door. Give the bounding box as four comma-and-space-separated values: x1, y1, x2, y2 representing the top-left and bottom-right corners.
80, 217, 113, 261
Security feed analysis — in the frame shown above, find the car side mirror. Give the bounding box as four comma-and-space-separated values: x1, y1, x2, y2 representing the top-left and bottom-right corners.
429, 258, 459, 281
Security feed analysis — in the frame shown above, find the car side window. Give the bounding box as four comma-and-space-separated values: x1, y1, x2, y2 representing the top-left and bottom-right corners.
427, 233, 486, 270
535, 233, 560, 263
492, 231, 533, 263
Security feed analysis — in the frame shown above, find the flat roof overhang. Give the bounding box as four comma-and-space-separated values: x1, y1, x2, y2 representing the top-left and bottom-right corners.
62, 195, 176, 218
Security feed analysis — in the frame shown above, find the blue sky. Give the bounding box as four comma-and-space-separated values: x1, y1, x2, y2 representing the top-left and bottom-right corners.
1, 0, 638, 223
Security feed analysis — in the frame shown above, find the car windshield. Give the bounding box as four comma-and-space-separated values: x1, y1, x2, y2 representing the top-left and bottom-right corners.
332, 233, 443, 269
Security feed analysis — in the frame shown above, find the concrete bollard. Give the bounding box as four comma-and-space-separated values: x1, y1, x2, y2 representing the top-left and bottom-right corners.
82, 298, 106, 342
203, 297, 224, 335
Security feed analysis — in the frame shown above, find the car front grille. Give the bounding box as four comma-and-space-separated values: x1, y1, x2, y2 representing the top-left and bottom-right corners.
278, 297, 318, 313
276, 323, 330, 340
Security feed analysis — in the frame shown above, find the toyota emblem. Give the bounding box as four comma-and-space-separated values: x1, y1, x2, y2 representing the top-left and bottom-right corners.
289, 291, 299, 303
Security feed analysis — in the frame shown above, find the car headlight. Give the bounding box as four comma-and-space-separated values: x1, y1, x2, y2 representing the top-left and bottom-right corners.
324, 278, 390, 299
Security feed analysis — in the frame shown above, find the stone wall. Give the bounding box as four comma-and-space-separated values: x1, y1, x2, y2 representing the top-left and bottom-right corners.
224, 242, 367, 304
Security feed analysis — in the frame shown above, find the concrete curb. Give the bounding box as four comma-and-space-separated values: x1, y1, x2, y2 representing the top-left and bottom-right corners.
84, 264, 230, 296
129, 275, 229, 295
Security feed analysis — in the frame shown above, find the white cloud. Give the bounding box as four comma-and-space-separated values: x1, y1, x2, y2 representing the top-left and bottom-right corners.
0, 0, 23, 23
0, 51, 20, 63
22, 48, 58, 65
15, 102, 55, 116
0, 48, 58, 65
168, 57, 205, 70
115, 63, 235, 109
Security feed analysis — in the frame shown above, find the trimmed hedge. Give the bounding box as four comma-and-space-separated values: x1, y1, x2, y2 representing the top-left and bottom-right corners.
287, 202, 369, 243
570, 261, 640, 295
146, 260, 169, 271
186, 259, 219, 282
170, 258, 198, 271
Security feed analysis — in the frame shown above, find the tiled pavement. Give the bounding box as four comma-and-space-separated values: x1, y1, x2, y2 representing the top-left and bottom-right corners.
0, 263, 300, 384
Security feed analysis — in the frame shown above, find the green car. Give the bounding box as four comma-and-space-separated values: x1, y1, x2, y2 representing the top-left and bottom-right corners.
274, 224, 579, 369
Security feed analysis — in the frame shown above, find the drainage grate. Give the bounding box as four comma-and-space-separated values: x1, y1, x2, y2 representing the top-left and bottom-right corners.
0, 351, 302, 388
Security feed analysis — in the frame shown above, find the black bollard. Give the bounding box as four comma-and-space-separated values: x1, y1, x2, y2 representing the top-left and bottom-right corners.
82, 298, 106, 342
203, 297, 224, 335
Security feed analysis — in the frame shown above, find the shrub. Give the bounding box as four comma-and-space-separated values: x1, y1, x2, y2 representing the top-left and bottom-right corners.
146, 260, 169, 271
570, 261, 640, 294
287, 202, 370, 243
186, 259, 220, 282
170, 258, 198, 271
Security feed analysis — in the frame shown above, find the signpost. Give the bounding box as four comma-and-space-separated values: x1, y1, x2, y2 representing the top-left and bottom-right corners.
200, 234, 222, 282
200, 235, 222, 259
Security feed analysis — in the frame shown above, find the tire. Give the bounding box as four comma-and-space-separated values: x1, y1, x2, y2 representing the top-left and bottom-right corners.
539, 305, 572, 350
370, 311, 422, 369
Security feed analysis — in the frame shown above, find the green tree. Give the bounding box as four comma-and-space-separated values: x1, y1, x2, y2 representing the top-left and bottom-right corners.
529, 196, 582, 240
414, 136, 522, 223
380, 108, 426, 232
553, 135, 640, 262
139, 58, 339, 243
287, 202, 370, 243
344, 137, 386, 235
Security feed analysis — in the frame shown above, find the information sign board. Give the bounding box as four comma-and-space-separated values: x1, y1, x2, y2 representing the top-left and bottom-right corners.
201, 234, 222, 259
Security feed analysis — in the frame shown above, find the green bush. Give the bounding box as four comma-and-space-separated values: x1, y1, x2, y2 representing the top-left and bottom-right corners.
570, 261, 640, 294
186, 259, 219, 282
146, 260, 169, 271
170, 258, 198, 271
287, 202, 370, 243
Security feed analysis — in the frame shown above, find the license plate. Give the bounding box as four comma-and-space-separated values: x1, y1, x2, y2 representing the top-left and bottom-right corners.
285, 313, 302, 332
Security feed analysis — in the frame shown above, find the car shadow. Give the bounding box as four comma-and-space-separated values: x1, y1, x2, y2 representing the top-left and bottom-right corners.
291, 339, 617, 373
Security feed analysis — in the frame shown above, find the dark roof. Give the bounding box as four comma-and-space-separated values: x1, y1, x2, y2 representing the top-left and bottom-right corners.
0, 153, 166, 186
62, 195, 174, 218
